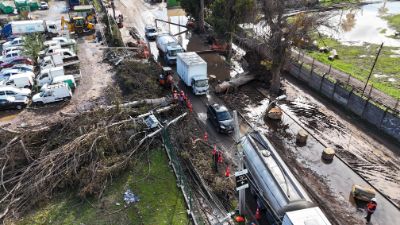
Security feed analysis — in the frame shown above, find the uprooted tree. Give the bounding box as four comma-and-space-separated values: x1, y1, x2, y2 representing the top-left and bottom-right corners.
0, 103, 186, 221
258, 0, 324, 94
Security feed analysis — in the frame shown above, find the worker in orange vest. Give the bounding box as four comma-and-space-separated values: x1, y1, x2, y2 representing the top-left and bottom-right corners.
365, 198, 377, 223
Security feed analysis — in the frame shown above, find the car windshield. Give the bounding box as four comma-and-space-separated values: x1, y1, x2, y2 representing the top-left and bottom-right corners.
217, 111, 231, 121
147, 28, 156, 33
195, 79, 208, 87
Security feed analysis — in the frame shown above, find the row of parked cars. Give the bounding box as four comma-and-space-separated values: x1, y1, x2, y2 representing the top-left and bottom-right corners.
0, 35, 81, 110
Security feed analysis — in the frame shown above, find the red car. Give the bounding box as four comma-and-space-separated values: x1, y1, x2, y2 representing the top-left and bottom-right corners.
1, 57, 34, 68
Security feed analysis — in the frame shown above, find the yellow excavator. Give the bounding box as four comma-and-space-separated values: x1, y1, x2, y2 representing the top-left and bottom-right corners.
61, 16, 95, 35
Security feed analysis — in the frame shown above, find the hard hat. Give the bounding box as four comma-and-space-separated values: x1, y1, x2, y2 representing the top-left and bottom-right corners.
371, 198, 377, 202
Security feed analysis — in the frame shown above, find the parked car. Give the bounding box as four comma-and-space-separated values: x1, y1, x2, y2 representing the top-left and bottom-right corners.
2, 37, 24, 49
48, 37, 76, 46
39, 1, 49, 10
1, 57, 33, 68
0, 50, 22, 64
0, 69, 22, 80
145, 24, 158, 40
207, 103, 234, 133
0, 96, 29, 110
32, 83, 72, 105
2, 46, 23, 56
1, 73, 34, 89
0, 86, 32, 99
11, 64, 35, 72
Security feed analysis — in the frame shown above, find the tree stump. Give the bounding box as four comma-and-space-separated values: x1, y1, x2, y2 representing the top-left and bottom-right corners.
322, 147, 335, 161
296, 129, 308, 144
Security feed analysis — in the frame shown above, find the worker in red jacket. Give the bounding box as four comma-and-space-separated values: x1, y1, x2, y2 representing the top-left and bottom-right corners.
365, 198, 377, 223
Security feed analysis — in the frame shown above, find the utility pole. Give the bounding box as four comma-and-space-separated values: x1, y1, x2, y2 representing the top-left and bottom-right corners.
233, 110, 246, 215
362, 42, 383, 96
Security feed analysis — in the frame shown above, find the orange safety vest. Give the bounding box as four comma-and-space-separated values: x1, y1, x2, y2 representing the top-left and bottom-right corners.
367, 201, 377, 213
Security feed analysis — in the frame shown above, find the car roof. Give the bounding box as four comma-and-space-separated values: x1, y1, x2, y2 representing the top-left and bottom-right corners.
211, 103, 229, 113
145, 24, 156, 29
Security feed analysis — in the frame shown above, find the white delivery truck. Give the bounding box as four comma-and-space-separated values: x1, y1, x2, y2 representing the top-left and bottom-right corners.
50, 75, 76, 90
37, 66, 81, 87
1, 73, 34, 89
40, 54, 80, 69
156, 33, 184, 65
176, 52, 209, 95
32, 83, 72, 105
1, 20, 58, 39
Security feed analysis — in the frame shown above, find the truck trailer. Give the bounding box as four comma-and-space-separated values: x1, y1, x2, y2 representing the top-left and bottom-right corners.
156, 33, 183, 65
176, 52, 209, 95
240, 131, 332, 225
1, 20, 58, 39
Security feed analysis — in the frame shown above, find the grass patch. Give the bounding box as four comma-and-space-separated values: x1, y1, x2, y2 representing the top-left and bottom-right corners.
308, 37, 400, 98
383, 14, 400, 31
17, 149, 189, 225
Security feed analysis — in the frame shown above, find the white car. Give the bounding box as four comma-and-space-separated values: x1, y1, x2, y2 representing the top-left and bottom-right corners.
145, 24, 158, 41
0, 50, 22, 64
39, 1, 49, 10
2, 37, 24, 49
48, 37, 76, 46
0, 86, 32, 99
2, 46, 23, 56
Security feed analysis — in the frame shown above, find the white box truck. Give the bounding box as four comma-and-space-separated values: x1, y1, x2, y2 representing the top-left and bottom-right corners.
37, 66, 81, 87
156, 34, 184, 65
1, 20, 58, 39
176, 52, 209, 95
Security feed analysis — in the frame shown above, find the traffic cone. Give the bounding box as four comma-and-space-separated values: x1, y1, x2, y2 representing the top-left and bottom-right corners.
204, 132, 208, 142
225, 166, 230, 177
212, 144, 217, 155
255, 207, 261, 220
218, 151, 223, 163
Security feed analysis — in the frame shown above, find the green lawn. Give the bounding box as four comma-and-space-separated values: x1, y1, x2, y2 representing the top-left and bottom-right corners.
17, 149, 189, 225
308, 37, 400, 98
384, 14, 400, 31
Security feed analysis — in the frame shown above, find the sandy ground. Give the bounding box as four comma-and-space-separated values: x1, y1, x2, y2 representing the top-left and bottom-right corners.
0, 1, 113, 128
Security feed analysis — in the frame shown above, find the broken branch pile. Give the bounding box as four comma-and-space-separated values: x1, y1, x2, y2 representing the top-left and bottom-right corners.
0, 104, 183, 221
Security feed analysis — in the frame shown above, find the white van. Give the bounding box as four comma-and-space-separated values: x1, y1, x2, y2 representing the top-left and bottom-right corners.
0, 50, 22, 63
2, 37, 24, 49
1, 73, 34, 88
32, 83, 72, 105
2, 46, 23, 56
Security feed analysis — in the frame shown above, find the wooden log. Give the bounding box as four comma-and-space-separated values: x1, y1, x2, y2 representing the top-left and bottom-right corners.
214, 73, 255, 94
267, 107, 283, 120
296, 129, 308, 144
322, 147, 335, 161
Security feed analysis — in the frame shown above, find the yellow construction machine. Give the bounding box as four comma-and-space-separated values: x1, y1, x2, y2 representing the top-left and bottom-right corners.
61, 16, 95, 35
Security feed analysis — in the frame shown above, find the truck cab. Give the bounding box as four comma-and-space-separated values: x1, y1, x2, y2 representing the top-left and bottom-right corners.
165, 44, 183, 65
191, 76, 209, 95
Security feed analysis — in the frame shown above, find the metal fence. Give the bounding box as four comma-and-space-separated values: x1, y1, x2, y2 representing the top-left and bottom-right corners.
286, 53, 400, 143
162, 129, 206, 225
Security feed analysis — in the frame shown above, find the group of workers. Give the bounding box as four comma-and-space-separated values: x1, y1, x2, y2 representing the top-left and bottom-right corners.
172, 89, 192, 112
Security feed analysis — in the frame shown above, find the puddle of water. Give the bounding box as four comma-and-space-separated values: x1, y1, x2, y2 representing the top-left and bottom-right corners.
319, 1, 400, 47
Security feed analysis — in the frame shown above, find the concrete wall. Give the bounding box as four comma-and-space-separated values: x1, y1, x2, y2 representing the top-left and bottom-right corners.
287, 63, 400, 143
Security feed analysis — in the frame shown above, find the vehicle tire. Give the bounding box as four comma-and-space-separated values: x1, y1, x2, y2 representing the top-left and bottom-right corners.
16, 105, 22, 110
36, 101, 44, 106
63, 97, 71, 101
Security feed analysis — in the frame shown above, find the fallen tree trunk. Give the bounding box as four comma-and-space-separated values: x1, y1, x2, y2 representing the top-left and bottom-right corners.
214, 73, 255, 93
